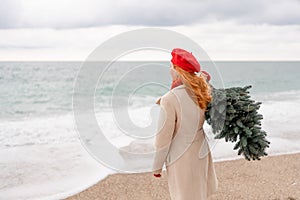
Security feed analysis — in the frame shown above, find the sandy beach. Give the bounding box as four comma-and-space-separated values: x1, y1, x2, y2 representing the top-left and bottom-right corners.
65, 152, 300, 200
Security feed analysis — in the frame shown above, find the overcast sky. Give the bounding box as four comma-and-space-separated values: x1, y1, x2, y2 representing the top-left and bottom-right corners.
1, 0, 300, 61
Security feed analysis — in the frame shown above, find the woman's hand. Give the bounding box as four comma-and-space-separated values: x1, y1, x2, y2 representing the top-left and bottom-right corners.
153, 173, 161, 178
153, 168, 162, 178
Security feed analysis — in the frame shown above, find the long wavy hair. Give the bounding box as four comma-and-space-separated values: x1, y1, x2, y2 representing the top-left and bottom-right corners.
173, 64, 212, 111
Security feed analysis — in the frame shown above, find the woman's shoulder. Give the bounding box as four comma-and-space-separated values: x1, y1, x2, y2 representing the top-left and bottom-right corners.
155, 90, 176, 105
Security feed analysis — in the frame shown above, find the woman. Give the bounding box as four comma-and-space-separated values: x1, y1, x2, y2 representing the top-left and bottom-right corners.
152, 48, 218, 200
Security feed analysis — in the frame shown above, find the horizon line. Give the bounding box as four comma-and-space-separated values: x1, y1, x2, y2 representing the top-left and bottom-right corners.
1, 60, 300, 62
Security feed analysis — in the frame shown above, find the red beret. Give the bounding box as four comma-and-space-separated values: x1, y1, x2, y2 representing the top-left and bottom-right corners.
171, 48, 201, 73
201, 70, 211, 81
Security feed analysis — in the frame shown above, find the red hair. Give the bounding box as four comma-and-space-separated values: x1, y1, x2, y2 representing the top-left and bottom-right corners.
173, 65, 212, 110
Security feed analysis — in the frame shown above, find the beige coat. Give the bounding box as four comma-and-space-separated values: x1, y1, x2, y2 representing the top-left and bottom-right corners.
152, 84, 218, 200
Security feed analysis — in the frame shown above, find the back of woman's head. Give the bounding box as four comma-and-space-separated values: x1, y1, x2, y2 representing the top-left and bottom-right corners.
173, 64, 212, 111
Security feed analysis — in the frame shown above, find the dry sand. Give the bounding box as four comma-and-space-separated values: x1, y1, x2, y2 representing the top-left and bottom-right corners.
65, 152, 300, 200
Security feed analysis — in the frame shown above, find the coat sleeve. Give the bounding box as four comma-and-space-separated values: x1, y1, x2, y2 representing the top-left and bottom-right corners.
152, 94, 177, 174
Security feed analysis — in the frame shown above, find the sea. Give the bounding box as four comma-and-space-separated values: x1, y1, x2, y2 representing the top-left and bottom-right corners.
1, 61, 300, 199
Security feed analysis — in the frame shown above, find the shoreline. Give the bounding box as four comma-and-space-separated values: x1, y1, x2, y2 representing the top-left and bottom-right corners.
64, 152, 300, 200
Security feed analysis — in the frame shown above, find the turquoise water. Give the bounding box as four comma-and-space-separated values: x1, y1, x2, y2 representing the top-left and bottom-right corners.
0, 61, 299, 120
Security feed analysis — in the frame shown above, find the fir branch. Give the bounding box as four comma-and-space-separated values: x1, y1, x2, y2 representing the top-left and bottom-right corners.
205, 85, 270, 161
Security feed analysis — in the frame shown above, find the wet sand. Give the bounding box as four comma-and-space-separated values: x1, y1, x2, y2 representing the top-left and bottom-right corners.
65, 152, 300, 200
